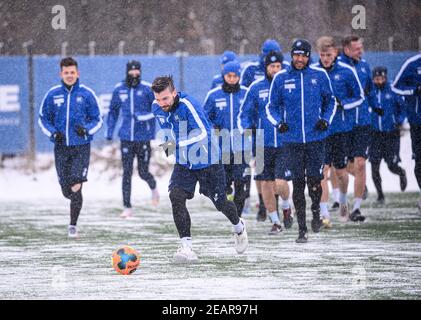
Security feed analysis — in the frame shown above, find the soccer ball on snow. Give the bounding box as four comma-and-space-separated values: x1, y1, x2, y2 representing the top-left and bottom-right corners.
111, 246, 140, 275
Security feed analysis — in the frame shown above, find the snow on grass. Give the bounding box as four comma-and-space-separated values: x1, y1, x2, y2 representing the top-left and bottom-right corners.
0, 192, 420, 300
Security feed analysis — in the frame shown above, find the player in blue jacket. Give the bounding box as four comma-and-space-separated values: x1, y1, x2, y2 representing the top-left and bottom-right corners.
392, 54, 421, 213
38, 57, 103, 238
369, 66, 407, 204
237, 51, 293, 234
106, 60, 159, 218
266, 39, 336, 243
337, 35, 379, 221
210, 51, 238, 89
313, 36, 366, 227
151, 76, 248, 263
240, 39, 289, 218
203, 61, 250, 216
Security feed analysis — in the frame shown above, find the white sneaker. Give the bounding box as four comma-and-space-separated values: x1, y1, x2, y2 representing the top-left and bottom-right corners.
151, 188, 160, 206
173, 245, 199, 264
120, 207, 133, 218
68, 225, 79, 238
233, 218, 248, 254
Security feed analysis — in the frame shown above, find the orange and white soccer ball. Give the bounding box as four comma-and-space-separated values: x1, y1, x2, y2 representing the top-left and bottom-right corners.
111, 246, 140, 275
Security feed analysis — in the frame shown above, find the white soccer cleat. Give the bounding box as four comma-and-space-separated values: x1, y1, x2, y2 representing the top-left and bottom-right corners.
120, 208, 133, 218
68, 225, 79, 239
233, 218, 248, 254
173, 245, 199, 264
151, 188, 160, 206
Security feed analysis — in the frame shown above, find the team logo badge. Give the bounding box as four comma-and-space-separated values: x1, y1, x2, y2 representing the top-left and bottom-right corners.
119, 93, 128, 102
259, 89, 269, 100
54, 98, 64, 107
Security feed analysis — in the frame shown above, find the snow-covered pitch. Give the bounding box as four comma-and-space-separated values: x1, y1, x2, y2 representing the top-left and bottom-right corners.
0, 134, 420, 299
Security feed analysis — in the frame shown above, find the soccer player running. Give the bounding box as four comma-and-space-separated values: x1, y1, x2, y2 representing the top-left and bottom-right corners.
338, 35, 378, 222
240, 39, 289, 221
106, 60, 159, 218
313, 36, 366, 226
38, 57, 103, 238
369, 66, 407, 204
210, 50, 238, 89
151, 76, 248, 263
392, 53, 421, 212
203, 61, 249, 216
238, 51, 293, 235
266, 39, 336, 243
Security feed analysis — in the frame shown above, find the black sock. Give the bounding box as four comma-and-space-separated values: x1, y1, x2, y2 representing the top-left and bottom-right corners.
371, 161, 384, 199
169, 188, 191, 238
234, 180, 247, 217
292, 178, 307, 232
307, 177, 322, 220
70, 189, 83, 226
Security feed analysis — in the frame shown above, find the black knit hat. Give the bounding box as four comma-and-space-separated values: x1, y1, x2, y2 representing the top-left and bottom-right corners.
265, 51, 284, 68
291, 39, 311, 57
126, 60, 141, 73
372, 66, 387, 78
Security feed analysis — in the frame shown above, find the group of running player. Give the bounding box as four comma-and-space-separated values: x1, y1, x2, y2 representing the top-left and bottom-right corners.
38, 35, 421, 263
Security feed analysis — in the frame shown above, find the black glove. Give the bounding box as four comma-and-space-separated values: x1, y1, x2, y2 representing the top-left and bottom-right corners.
336, 97, 344, 110
364, 86, 370, 97
373, 107, 384, 116
278, 122, 289, 133
159, 141, 176, 157
315, 119, 329, 131
75, 124, 87, 137
53, 132, 64, 144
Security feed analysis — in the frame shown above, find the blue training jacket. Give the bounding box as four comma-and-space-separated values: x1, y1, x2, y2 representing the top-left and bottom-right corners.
203, 85, 248, 153
237, 76, 283, 148
392, 54, 421, 126
152, 92, 219, 170
266, 64, 336, 144
312, 60, 365, 135
371, 82, 406, 132
38, 79, 103, 146
106, 80, 156, 142
337, 53, 378, 127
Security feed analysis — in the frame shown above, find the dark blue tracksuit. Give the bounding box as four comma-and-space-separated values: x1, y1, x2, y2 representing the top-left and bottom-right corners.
106, 80, 157, 208
152, 92, 240, 239
369, 82, 406, 199
266, 63, 336, 233
392, 53, 421, 190
38, 79, 103, 225
203, 84, 250, 216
